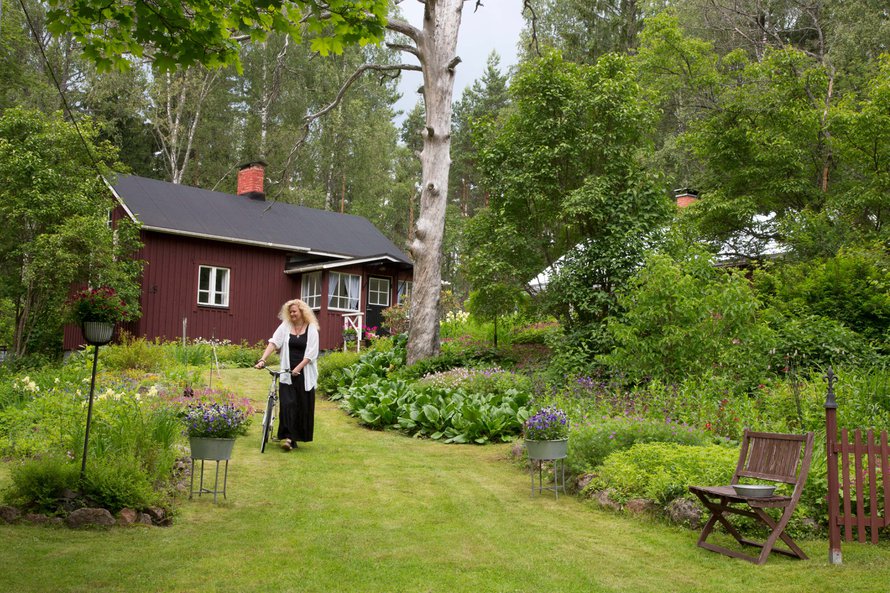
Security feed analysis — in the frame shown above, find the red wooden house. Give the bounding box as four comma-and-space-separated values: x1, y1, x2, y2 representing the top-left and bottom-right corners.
63, 162, 413, 351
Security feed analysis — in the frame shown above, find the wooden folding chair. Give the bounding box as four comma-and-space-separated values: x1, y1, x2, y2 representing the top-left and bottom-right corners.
689, 430, 815, 565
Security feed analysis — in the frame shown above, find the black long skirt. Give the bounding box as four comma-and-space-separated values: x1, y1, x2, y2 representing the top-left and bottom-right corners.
278, 380, 315, 442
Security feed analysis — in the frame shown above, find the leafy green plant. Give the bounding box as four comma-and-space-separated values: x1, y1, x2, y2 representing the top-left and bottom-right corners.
336, 376, 531, 444
4, 454, 80, 513
567, 415, 722, 476
590, 442, 738, 504
80, 454, 163, 512
317, 350, 363, 396
100, 334, 167, 371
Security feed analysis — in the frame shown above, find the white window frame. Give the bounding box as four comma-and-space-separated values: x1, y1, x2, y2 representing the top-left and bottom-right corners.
301, 271, 322, 309
368, 277, 391, 307
328, 271, 361, 312
198, 265, 230, 307
397, 280, 413, 305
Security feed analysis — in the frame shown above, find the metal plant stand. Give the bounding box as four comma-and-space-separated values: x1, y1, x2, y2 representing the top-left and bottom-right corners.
529, 455, 566, 498
189, 458, 229, 503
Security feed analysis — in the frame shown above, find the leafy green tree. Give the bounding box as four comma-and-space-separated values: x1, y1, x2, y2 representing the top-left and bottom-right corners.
524, 0, 651, 63
0, 108, 142, 356
754, 243, 890, 348
471, 50, 670, 329
603, 248, 775, 389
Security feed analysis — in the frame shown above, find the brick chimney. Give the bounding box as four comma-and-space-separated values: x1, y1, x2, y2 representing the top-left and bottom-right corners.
237, 160, 267, 200
675, 188, 699, 208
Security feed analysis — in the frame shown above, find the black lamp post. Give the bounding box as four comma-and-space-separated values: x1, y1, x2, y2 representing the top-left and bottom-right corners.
79, 321, 115, 483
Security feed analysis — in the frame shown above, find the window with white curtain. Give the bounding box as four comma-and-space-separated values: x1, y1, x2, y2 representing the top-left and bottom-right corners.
198, 265, 230, 307
368, 277, 390, 307
301, 271, 321, 309
328, 272, 361, 311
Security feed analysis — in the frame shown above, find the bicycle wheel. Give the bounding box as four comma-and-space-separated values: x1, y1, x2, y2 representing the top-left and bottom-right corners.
260, 394, 275, 453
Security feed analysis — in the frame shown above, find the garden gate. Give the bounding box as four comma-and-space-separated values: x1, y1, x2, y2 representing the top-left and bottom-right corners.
824, 368, 890, 564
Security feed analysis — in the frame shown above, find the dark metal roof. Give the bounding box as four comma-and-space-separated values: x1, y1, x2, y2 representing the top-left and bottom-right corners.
111, 174, 411, 264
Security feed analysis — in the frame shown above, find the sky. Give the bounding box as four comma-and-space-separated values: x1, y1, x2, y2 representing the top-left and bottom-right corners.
392, 0, 527, 124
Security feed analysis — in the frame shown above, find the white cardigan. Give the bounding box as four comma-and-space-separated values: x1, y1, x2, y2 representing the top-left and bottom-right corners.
269, 322, 319, 390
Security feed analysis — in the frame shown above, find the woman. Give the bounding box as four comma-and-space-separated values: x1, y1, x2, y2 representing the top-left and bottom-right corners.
255, 299, 320, 451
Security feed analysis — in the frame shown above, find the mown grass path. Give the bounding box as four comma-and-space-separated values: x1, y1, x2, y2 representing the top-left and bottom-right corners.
1, 368, 888, 592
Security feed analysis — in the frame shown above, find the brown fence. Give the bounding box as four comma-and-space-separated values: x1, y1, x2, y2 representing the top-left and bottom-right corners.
825, 368, 890, 564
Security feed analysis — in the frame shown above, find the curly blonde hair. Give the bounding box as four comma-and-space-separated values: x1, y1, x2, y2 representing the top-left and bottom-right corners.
278, 299, 320, 329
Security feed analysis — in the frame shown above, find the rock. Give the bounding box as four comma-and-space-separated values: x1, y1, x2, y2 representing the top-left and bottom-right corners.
592, 489, 622, 512
136, 512, 154, 526
0, 506, 21, 524
575, 473, 596, 492
145, 507, 166, 523
666, 498, 702, 528
625, 498, 657, 514
117, 508, 138, 526
65, 508, 115, 529
510, 442, 525, 460
25, 513, 64, 526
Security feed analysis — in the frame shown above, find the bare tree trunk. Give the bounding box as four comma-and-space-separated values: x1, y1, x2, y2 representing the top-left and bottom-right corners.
405, 0, 464, 364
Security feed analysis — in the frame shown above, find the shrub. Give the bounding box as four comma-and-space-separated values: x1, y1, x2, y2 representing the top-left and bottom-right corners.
101, 334, 167, 371
80, 454, 163, 512
602, 250, 775, 391
167, 342, 212, 366
215, 341, 266, 368
510, 321, 560, 345
317, 350, 363, 397
567, 415, 722, 476
590, 442, 738, 504
5, 455, 80, 513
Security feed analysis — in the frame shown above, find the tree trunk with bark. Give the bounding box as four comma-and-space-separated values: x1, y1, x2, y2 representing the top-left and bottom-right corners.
404, 0, 464, 364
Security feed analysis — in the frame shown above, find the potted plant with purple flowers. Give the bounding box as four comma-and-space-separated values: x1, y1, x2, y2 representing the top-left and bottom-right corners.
185, 402, 252, 460
523, 406, 570, 460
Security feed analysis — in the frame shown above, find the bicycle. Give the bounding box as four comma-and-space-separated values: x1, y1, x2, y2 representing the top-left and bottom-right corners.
259, 369, 289, 453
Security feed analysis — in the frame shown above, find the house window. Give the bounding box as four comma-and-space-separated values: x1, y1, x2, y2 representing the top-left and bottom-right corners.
301, 271, 321, 309
397, 280, 413, 305
198, 266, 230, 307
368, 277, 391, 307
328, 272, 361, 311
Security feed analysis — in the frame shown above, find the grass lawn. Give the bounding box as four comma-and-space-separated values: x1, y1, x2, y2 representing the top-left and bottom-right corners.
1, 368, 888, 593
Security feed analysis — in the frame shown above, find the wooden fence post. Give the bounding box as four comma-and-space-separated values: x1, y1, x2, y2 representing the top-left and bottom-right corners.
825, 367, 842, 565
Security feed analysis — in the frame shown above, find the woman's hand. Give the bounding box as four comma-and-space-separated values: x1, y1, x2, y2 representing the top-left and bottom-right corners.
291, 367, 301, 376
254, 359, 266, 370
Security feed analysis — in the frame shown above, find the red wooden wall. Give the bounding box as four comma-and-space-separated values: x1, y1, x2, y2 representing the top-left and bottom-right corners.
64, 215, 413, 353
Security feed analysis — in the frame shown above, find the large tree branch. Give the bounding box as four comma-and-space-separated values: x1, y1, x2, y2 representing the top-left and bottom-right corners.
386, 42, 420, 59
386, 17, 422, 43
276, 62, 422, 189
522, 0, 541, 57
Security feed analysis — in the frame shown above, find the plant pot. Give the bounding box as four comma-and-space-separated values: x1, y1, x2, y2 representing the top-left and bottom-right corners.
525, 438, 568, 460
81, 321, 115, 346
189, 437, 236, 460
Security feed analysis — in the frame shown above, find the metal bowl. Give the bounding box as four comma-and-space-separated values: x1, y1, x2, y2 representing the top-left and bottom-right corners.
733, 484, 777, 498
